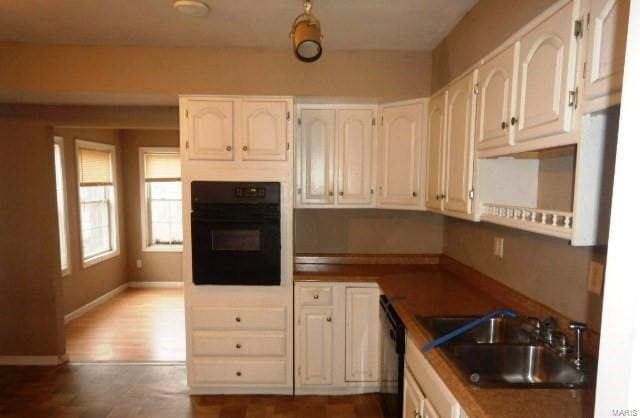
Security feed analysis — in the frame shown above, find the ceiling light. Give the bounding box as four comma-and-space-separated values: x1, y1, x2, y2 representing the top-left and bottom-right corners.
290, 0, 323, 63
173, 0, 210, 17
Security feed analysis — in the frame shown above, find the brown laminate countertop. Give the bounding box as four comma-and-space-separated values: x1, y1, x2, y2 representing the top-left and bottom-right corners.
294, 264, 595, 418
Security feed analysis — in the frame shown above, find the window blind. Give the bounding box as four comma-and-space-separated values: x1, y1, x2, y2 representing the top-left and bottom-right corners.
78, 148, 113, 186
144, 153, 181, 181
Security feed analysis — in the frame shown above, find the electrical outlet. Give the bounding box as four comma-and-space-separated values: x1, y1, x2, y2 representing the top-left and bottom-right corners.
493, 237, 504, 258
588, 260, 605, 295
136, 259, 143, 269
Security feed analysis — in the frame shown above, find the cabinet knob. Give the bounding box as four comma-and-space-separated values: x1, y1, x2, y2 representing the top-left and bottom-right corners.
235, 317, 242, 323
510, 116, 518, 126
235, 343, 242, 349
226, 145, 232, 151
412, 192, 417, 197
501, 121, 508, 130
436, 195, 440, 201
313, 294, 319, 299
236, 371, 242, 377
339, 191, 344, 196
328, 191, 334, 197
242, 145, 248, 151
326, 317, 332, 322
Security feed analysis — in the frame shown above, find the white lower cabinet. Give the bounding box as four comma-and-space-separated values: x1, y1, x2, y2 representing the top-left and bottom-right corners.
295, 282, 380, 394
404, 336, 467, 418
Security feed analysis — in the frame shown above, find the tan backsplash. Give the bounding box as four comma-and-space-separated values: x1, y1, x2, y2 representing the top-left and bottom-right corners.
121, 129, 182, 283
295, 209, 443, 254
444, 217, 605, 330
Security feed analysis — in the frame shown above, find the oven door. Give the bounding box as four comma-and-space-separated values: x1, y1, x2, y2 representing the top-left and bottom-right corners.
191, 214, 280, 285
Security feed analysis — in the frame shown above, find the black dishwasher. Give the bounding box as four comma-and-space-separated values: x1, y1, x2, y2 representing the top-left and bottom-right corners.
380, 294, 406, 418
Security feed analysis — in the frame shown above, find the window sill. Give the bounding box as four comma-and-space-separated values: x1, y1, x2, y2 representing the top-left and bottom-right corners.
82, 249, 120, 268
61, 268, 72, 277
143, 245, 183, 253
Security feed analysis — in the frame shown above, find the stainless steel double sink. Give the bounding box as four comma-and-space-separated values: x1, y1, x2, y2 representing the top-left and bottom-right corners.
415, 316, 594, 388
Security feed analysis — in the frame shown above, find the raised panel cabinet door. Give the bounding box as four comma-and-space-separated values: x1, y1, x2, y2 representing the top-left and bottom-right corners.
584, 0, 630, 111
425, 91, 446, 211
444, 72, 475, 215
379, 103, 424, 206
299, 308, 333, 385
187, 100, 234, 160
241, 100, 289, 161
514, 1, 577, 143
403, 370, 425, 418
477, 44, 517, 150
299, 109, 336, 205
336, 109, 374, 205
345, 287, 379, 382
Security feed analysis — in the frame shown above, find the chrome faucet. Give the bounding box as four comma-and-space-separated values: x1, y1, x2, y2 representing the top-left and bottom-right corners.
569, 322, 587, 369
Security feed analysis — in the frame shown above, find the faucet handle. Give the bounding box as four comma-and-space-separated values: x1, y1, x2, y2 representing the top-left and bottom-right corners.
569, 322, 587, 332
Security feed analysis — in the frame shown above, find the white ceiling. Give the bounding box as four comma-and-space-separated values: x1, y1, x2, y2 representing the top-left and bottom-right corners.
0, 0, 477, 51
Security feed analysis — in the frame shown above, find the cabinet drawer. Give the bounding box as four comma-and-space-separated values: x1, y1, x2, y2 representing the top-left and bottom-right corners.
300, 287, 333, 306
192, 332, 286, 357
192, 307, 286, 331
406, 337, 462, 418
192, 359, 287, 384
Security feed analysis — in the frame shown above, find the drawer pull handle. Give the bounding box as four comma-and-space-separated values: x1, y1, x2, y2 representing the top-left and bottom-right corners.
235, 317, 242, 323
313, 294, 319, 299
236, 343, 242, 349
236, 371, 242, 377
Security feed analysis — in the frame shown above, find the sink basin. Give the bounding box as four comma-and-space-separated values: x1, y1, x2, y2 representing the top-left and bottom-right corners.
416, 315, 532, 344
449, 344, 591, 388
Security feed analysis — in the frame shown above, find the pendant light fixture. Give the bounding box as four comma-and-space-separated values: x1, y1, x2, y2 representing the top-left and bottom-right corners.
290, 0, 323, 62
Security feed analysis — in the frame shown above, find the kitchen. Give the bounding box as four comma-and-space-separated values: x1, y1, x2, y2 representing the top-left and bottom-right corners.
0, 0, 638, 417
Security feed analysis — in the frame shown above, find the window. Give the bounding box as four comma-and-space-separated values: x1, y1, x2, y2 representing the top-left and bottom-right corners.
141, 148, 182, 251
76, 140, 119, 266
53, 137, 71, 275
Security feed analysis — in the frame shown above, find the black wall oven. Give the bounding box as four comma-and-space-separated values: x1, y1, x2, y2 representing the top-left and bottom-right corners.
191, 181, 281, 286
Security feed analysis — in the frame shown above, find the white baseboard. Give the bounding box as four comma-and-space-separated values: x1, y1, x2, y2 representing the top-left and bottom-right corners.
294, 385, 380, 395
128, 281, 184, 288
64, 283, 129, 324
0, 354, 68, 366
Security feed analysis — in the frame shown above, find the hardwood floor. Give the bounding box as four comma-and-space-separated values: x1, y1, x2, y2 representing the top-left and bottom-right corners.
65, 288, 186, 362
0, 364, 384, 418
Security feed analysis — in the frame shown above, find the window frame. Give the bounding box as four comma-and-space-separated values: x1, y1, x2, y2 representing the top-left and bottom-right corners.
139, 147, 183, 253
75, 139, 120, 268
53, 136, 72, 276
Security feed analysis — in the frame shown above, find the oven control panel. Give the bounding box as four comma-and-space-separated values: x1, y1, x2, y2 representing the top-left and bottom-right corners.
235, 187, 266, 198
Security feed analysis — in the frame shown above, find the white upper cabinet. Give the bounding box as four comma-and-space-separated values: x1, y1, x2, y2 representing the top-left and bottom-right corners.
187, 99, 234, 161
344, 287, 379, 383
240, 100, 289, 161
425, 91, 447, 211
513, 1, 578, 145
476, 44, 518, 150
299, 109, 335, 205
584, 0, 630, 112
444, 72, 476, 215
336, 109, 375, 205
378, 101, 425, 208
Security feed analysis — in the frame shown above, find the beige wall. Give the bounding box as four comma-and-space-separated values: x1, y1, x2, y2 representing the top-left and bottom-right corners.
444, 218, 605, 329
431, 0, 555, 92
54, 128, 129, 315
0, 115, 65, 356
0, 43, 431, 104
122, 129, 182, 283
433, 0, 605, 330
295, 209, 443, 254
